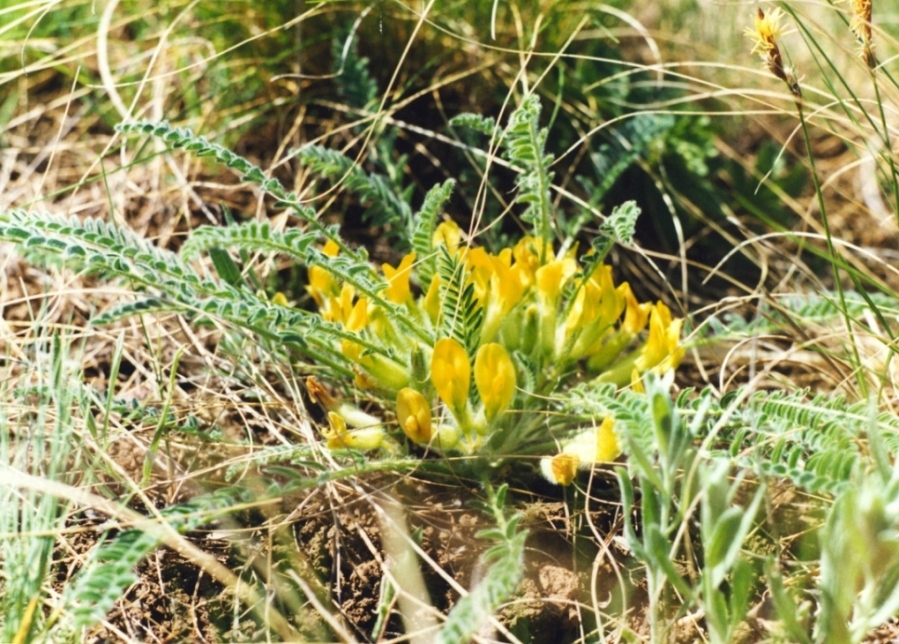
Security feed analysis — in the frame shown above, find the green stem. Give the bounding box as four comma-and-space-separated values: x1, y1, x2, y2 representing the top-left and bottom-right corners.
797, 105, 868, 398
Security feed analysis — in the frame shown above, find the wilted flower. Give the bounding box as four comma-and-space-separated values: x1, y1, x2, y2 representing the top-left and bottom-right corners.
542, 453, 580, 486
848, 0, 876, 68
322, 411, 385, 451
540, 417, 621, 486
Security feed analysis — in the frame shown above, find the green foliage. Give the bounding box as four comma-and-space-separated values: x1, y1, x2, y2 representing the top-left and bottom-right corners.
411, 178, 455, 287
501, 94, 555, 249
0, 334, 83, 643
296, 144, 415, 244
585, 113, 676, 203
609, 374, 765, 643
814, 465, 899, 643
332, 23, 377, 110
116, 121, 325, 234
449, 112, 497, 138
434, 245, 483, 357
580, 200, 641, 276
713, 387, 899, 495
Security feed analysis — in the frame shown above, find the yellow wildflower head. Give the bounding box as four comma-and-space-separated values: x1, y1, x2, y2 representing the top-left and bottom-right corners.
513, 236, 550, 274
325, 283, 367, 328
745, 7, 801, 98
466, 247, 494, 302
382, 252, 416, 304
396, 388, 433, 444
590, 416, 621, 463
489, 250, 525, 313
746, 6, 784, 56
431, 337, 471, 413
474, 343, 516, 420
849, 0, 873, 43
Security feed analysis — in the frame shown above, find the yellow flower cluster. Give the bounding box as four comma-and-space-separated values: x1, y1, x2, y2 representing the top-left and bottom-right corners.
306, 222, 685, 476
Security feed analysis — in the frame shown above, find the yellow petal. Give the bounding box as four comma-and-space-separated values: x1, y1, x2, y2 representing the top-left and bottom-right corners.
322, 239, 341, 257
637, 302, 685, 373
431, 337, 471, 412
620, 283, 651, 336
433, 221, 462, 254
559, 417, 622, 469
474, 343, 516, 420
382, 252, 416, 304
541, 453, 580, 486
593, 416, 621, 463
535, 258, 577, 303
396, 388, 433, 444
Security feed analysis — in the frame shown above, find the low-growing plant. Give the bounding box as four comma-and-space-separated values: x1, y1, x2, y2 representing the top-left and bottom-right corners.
0, 92, 689, 639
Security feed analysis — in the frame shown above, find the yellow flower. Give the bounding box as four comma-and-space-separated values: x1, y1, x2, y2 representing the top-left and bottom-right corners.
433, 220, 462, 255
541, 453, 580, 486
540, 416, 621, 486
382, 252, 416, 304
324, 283, 368, 329
465, 247, 494, 302
474, 343, 516, 420
490, 249, 525, 312
431, 337, 471, 412
396, 388, 433, 444
322, 411, 385, 451
307, 239, 341, 307
535, 257, 577, 304
620, 282, 651, 335
424, 276, 442, 324
636, 302, 685, 374
534, 257, 577, 356
512, 236, 550, 279
565, 269, 621, 338
585, 416, 621, 463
